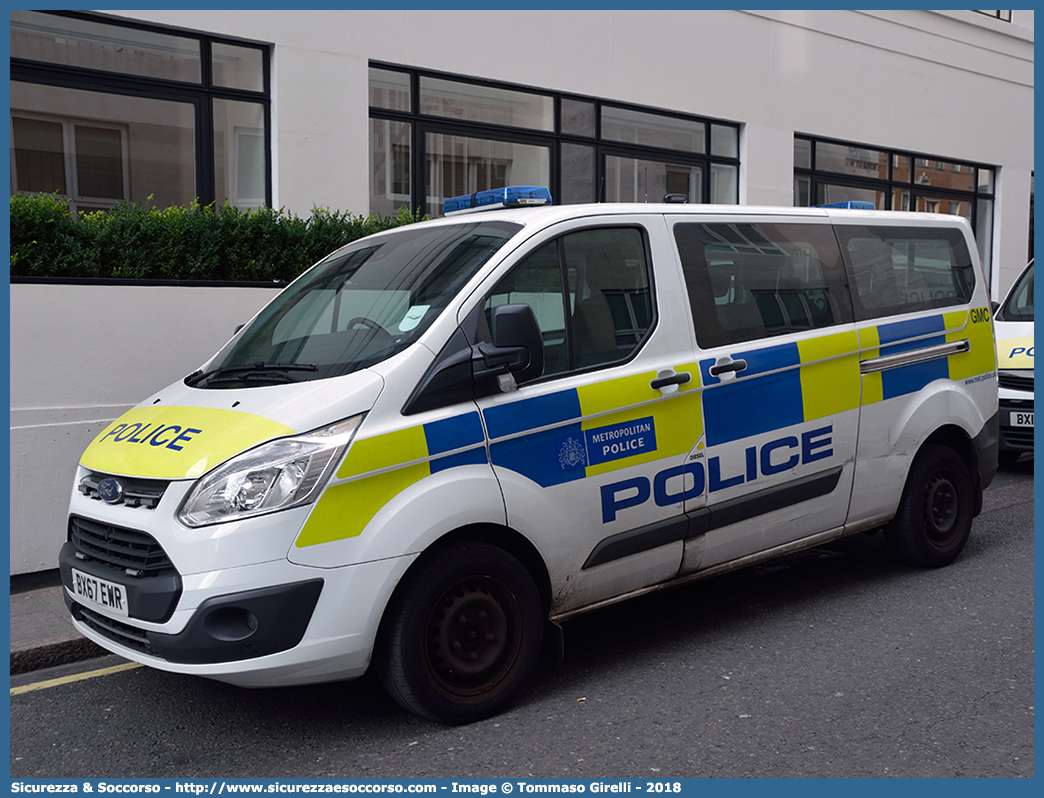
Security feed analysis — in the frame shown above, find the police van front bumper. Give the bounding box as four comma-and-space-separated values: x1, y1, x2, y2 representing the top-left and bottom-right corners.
62, 566, 323, 665
61, 551, 411, 687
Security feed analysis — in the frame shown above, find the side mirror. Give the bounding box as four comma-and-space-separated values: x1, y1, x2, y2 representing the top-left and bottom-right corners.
473, 304, 544, 386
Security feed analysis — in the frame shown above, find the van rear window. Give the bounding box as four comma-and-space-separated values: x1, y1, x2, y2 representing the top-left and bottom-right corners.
834, 225, 975, 321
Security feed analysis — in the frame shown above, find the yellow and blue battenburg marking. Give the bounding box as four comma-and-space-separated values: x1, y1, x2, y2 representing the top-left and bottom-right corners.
860, 309, 996, 403
698, 331, 861, 447
483, 366, 703, 488
295, 413, 487, 547
296, 309, 994, 547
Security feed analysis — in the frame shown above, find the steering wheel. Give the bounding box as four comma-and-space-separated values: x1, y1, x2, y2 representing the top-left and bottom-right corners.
346, 316, 393, 342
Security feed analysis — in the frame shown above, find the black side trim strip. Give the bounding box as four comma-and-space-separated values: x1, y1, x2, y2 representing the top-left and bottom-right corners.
707, 466, 843, 529
582, 516, 693, 570
582, 466, 844, 569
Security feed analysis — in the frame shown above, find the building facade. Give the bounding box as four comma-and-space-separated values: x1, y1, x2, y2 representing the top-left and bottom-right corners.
6, 9, 1035, 574
10, 9, 1034, 294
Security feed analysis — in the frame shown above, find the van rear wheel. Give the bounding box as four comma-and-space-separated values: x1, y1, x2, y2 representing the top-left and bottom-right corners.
886, 444, 973, 568
378, 541, 543, 723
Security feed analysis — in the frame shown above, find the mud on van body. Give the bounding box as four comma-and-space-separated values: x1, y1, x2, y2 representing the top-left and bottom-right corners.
61, 196, 998, 722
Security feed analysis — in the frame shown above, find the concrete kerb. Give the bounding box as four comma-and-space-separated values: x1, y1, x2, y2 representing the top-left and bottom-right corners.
10, 580, 108, 675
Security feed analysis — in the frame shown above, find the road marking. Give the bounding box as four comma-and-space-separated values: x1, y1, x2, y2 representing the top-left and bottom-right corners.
10, 662, 143, 696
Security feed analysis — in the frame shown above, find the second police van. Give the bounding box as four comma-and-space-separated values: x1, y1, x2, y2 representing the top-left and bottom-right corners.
992, 259, 1033, 464
61, 188, 999, 723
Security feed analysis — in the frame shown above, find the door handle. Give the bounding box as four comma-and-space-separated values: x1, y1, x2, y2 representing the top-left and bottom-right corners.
708, 358, 747, 377
650, 371, 692, 390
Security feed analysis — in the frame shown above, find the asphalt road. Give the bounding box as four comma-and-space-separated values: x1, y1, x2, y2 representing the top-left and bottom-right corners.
10, 459, 1034, 779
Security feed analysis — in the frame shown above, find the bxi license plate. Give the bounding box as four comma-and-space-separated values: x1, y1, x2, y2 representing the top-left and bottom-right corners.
71, 568, 129, 617
1011, 411, 1034, 428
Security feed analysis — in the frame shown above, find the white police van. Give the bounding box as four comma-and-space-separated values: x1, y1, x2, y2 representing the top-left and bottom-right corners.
992, 259, 1033, 464
61, 187, 999, 723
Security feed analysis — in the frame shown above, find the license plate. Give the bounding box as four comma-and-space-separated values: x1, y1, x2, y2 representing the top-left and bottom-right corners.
1011, 411, 1034, 428
71, 568, 129, 617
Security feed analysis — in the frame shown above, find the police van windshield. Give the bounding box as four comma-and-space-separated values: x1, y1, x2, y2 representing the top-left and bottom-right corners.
998, 260, 1034, 322
189, 220, 522, 388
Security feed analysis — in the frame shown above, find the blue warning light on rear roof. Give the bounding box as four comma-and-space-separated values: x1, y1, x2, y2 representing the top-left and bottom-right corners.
443, 186, 552, 216
820, 200, 876, 210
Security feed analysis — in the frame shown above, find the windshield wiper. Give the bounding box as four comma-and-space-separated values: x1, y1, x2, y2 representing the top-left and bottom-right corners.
186, 362, 318, 387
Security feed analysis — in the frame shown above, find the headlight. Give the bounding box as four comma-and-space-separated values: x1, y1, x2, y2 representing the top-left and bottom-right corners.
177, 415, 363, 527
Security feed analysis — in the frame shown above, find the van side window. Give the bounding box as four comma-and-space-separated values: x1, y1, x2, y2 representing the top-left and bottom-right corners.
834, 225, 975, 321
673, 222, 853, 349
485, 227, 653, 377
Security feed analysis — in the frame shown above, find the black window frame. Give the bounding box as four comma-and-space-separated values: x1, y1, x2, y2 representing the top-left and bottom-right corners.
10, 10, 272, 209
369, 62, 741, 216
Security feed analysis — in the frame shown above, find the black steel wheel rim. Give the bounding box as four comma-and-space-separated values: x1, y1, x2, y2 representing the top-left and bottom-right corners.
923, 471, 959, 543
423, 576, 523, 699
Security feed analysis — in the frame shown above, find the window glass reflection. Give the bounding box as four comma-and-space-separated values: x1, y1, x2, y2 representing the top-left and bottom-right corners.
602, 106, 705, 153
10, 81, 195, 213
560, 143, 595, 204
605, 155, 701, 203
794, 137, 811, 170
815, 183, 884, 210
977, 167, 995, 193
711, 163, 738, 204
815, 142, 888, 179
420, 77, 553, 131
369, 68, 410, 112
369, 119, 411, 215
711, 124, 738, 158
214, 98, 265, 209
561, 98, 596, 138
424, 133, 550, 217
212, 42, 264, 92
10, 10, 201, 83
914, 159, 974, 192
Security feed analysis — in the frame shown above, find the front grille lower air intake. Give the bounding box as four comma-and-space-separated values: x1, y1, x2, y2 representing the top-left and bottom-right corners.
69, 516, 174, 577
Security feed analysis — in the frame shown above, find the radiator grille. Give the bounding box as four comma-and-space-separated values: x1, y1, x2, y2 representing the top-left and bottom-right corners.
78, 472, 167, 509
998, 371, 1033, 392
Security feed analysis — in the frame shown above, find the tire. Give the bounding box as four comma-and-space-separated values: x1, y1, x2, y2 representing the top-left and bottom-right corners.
377, 541, 543, 723
885, 444, 974, 568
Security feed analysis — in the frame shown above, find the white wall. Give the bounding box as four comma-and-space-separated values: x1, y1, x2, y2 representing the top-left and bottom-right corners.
9, 283, 278, 574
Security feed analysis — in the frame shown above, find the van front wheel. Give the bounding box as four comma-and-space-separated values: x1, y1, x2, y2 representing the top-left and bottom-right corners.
378, 541, 543, 723
886, 444, 973, 568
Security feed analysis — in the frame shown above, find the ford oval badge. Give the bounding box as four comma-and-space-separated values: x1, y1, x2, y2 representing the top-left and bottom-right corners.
97, 477, 125, 504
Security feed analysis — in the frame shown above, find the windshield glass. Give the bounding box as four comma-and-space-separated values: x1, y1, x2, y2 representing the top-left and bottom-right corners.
190, 220, 522, 388
999, 260, 1033, 322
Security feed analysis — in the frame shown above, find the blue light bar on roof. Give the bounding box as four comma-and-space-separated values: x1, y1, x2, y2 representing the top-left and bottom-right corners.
443, 186, 552, 216
820, 201, 876, 210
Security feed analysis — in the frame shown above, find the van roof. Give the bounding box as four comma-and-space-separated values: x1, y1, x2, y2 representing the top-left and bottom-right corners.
420, 202, 972, 230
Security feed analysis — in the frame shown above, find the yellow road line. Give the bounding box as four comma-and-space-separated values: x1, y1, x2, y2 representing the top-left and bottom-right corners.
10, 661, 142, 696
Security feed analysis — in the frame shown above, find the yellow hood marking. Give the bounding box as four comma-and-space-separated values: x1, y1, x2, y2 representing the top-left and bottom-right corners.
996, 336, 1034, 369
81, 406, 296, 479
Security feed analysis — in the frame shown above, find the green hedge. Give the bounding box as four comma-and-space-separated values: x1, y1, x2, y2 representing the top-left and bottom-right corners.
9, 194, 424, 282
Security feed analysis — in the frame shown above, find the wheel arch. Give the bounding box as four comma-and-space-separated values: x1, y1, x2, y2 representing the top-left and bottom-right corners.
922, 423, 983, 516
375, 522, 553, 648
433, 523, 553, 614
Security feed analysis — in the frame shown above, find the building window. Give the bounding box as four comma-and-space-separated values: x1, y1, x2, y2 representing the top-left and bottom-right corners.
793, 135, 997, 284
369, 64, 740, 217
973, 11, 1012, 22
10, 10, 270, 211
